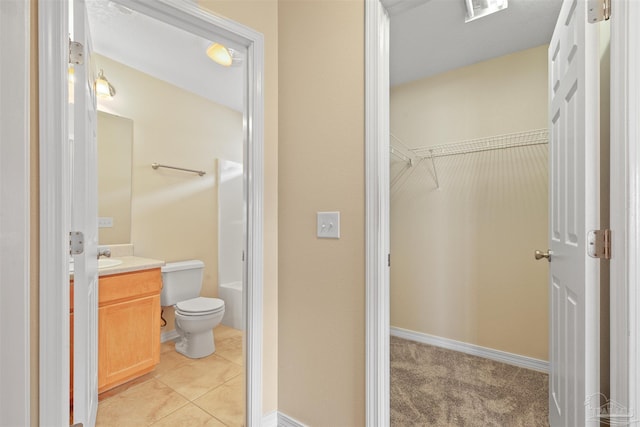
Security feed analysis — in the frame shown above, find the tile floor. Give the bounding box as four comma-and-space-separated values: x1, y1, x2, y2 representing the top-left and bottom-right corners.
95, 325, 244, 427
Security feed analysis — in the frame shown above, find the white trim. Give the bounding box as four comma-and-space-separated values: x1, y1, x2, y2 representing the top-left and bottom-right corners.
380, 0, 432, 16
610, 0, 640, 416
39, 1, 265, 425
390, 327, 549, 373
243, 22, 265, 427
365, 1, 390, 426
38, 0, 72, 425
0, 1, 31, 425
261, 410, 278, 427
261, 411, 308, 427
160, 330, 180, 343
277, 412, 309, 427
261, 410, 277, 427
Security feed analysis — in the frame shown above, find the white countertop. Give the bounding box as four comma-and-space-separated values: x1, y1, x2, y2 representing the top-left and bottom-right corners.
69, 255, 165, 279
98, 256, 165, 277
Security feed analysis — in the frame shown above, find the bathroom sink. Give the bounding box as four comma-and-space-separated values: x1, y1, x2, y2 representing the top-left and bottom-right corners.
99, 258, 123, 269
69, 258, 123, 274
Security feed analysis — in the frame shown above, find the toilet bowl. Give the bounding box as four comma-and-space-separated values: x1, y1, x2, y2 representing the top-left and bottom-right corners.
161, 260, 226, 359
174, 297, 225, 358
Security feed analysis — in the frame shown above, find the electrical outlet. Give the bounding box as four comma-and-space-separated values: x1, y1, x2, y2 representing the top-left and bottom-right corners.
317, 212, 340, 239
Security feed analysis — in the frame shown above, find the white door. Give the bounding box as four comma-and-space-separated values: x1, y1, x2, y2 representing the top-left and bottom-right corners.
71, 0, 99, 425
548, 0, 600, 425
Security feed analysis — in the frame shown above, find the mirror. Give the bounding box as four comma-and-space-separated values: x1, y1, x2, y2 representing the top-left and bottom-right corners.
97, 111, 133, 244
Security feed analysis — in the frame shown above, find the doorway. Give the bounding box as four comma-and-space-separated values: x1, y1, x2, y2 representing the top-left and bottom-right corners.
38, 0, 265, 425
366, 1, 640, 426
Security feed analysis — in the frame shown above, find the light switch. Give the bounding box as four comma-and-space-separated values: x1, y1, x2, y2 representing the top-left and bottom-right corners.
317, 211, 340, 239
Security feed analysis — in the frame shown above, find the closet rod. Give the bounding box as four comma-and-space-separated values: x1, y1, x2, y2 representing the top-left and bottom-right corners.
411, 128, 548, 159
151, 162, 206, 176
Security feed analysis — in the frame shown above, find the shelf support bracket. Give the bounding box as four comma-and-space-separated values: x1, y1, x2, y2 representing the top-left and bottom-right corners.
429, 150, 440, 189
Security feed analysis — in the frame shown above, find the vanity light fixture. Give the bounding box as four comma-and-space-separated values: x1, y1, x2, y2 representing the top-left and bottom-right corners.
95, 69, 116, 99
206, 42, 233, 67
464, 0, 508, 23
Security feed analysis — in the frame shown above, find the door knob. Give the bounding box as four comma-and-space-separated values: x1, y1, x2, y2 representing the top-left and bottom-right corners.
534, 250, 551, 262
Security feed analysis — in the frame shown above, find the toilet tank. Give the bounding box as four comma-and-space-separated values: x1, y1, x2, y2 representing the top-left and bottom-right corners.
160, 260, 205, 306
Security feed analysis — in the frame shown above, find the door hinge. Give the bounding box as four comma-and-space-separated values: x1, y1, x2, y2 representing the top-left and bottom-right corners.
69, 231, 85, 255
587, 229, 611, 260
69, 39, 84, 65
588, 0, 611, 23
388, 253, 391, 267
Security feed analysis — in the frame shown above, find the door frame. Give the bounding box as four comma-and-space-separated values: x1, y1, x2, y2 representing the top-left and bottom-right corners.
38, 0, 265, 425
364, 0, 639, 423
610, 0, 640, 417
0, 0, 31, 425
364, 0, 390, 426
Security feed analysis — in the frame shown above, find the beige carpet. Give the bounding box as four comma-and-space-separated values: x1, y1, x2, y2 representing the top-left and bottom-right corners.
391, 336, 549, 427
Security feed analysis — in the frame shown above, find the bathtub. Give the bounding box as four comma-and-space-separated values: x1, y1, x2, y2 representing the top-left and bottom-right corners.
219, 281, 243, 330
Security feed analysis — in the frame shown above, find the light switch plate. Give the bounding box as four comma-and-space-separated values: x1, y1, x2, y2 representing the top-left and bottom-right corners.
98, 217, 113, 228
317, 211, 340, 239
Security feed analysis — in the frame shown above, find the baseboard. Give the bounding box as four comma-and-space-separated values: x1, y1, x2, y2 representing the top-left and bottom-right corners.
261, 411, 308, 427
390, 326, 549, 373
160, 329, 179, 343
261, 410, 278, 427
277, 412, 308, 427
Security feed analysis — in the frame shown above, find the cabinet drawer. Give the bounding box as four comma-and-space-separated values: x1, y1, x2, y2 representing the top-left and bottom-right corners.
99, 268, 161, 306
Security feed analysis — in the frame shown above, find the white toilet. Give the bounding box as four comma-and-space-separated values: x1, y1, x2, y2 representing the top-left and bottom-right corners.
161, 260, 225, 359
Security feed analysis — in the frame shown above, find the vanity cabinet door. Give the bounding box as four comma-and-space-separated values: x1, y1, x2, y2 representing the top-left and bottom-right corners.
71, 268, 162, 398
98, 293, 161, 393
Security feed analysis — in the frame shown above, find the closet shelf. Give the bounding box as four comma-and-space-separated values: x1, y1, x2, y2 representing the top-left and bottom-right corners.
390, 146, 414, 165
411, 128, 548, 159
390, 128, 549, 192
390, 133, 417, 166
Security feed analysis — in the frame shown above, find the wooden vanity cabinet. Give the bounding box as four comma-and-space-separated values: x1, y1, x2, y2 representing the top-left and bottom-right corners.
70, 267, 162, 396
98, 268, 162, 393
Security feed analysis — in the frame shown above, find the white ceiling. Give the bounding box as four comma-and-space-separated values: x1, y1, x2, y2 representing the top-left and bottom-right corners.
86, 0, 562, 110
86, 0, 244, 112
389, 0, 562, 86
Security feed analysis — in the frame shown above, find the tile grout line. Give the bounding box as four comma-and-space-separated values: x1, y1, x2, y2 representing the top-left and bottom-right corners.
189, 373, 245, 424
96, 327, 244, 426
146, 399, 191, 427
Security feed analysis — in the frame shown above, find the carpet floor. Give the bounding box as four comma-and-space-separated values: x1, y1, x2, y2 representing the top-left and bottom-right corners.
391, 336, 549, 427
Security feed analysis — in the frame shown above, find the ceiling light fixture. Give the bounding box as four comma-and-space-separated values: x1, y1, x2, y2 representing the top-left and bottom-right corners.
95, 69, 116, 99
206, 43, 233, 67
464, 0, 508, 23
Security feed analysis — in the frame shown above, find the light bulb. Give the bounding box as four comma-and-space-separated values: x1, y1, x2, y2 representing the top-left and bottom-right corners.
206, 43, 233, 67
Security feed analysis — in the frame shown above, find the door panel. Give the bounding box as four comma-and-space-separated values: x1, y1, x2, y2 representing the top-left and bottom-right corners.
548, 0, 600, 426
71, 0, 99, 425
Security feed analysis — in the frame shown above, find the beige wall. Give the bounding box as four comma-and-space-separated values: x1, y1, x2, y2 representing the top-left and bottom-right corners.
198, 0, 279, 414
278, 1, 365, 425
390, 45, 550, 360
95, 55, 243, 338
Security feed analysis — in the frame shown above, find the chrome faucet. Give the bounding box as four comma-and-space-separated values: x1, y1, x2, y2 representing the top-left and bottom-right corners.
97, 247, 112, 259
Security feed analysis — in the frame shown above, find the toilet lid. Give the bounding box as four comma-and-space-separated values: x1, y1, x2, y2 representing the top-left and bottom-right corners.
176, 297, 224, 314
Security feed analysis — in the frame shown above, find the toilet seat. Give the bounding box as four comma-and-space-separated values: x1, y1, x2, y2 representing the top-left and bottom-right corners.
176, 297, 224, 316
